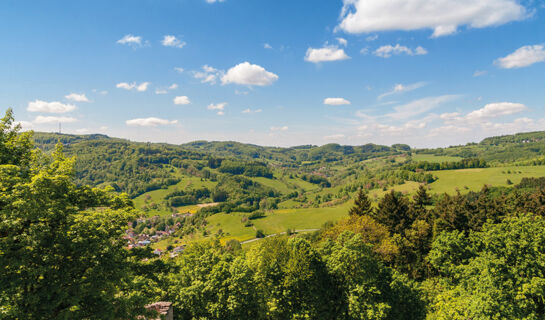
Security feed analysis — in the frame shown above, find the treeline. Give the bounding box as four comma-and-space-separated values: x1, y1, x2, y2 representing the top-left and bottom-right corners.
165, 187, 212, 207
217, 159, 273, 178
403, 158, 487, 171
301, 174, 331, 187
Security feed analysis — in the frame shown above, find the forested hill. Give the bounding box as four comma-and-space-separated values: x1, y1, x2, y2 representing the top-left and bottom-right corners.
31, 132, 404, 198
31, 130, 545, 200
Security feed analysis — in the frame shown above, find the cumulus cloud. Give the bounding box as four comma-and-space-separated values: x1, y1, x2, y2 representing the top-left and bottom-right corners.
473, 70, 488, 77
126, 117, 178, 127
65, 93, 89, 102
336, 37, 348, 47
386, 95, 459, 120
374, 44, 427, 58
264, 43, 272, 49
161, 35, 186, 48
495, 45, 545, 69
116, 82, 150, 92
221, 62, 279, 86
465, 102, 527, 120
117, 34, 143, 47
270, 126, 288, 131
208, 103, 227, 115
33, 116, 77, 124
305, 45, 350, 63
173, 96, 191, 105
174, 67, 184, 73
324, 134, 346, 140
155, 89, 168, 95
242, 108, 263, 114
378, 82, 426, 99
324, 97, 351, 106
194, 65, 222, 85
338, 0, 528, 37
27, 100, 76, 113
168, 83, 178, 90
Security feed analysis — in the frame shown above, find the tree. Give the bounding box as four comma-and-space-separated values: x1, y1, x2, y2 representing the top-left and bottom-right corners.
321, 232, 425, 320
426, 214, 545, 319
374, 190, 412, 234
168, 241, 261, 319
246, 237, 340, 319
413, 185, 431, 208
349, 188, 373, 217
0, 109, 152, 319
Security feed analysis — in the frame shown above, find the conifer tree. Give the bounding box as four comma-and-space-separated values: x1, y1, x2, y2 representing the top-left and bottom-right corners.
349, 188, 373, 217
375, 190, 411, 234
413, 185, 431, 208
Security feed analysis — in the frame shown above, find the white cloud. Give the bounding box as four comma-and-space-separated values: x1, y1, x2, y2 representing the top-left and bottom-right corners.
495, 45, 545, 69
378, 82, 426, 99
207, 102, 227, 111
75, 128, 89, 134
136, 82, 150, 92
324, 97, 351, 106
374, 44, 427, 58
473, 70, 488, 77
33, 116, 77, 124
336, 37, 348, 47
117, 34, 142, 47
264, 43, 272, 49
270, 126, 288, 131
205, 0, 225, 3
116, 82, 150, 92
221, 62, 278, 86
242, 108, 262, 114
126, 117, 178, 127
116, 82, 135, 90
465, 102, 527, 120
439, 112, 461, 120
194, 65, 222, 85
168, 83, 178, 90
338, 0, 528, 37
174, 67, 184, 73
161, 35, 186, 48
27, 100, 76, 113
305, 45, 350, 63
15, 121, 33, 129
235, 89, 249, 95
386, 95, 459, 120
173, 96, 191, 105
65, 93, 89, 102
155, 89, 168, 95
366, 34, 378, 41
324, 134, 346, 140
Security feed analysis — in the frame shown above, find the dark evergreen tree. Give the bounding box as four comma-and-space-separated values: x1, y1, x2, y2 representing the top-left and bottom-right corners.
349, 188, 373, 217
374, 190, 411, 234
413, 185, 432, 208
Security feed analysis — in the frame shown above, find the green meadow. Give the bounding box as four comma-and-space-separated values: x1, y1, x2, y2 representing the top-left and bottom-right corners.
428, 165, 545, 194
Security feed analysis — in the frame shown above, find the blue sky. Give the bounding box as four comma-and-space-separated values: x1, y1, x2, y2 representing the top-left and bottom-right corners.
1, 0, 545, 147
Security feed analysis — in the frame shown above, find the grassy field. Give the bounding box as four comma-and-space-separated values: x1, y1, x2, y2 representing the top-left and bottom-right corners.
133, 175, 218, 217
206, 202, 352, 243
428, 165, 545, 194
412, 154, 463, 162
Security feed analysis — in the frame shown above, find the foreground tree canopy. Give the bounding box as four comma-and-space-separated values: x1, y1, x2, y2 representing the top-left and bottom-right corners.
0, 109, 162, 319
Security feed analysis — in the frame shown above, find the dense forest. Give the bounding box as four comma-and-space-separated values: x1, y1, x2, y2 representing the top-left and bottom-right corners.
4, 108, 545, 319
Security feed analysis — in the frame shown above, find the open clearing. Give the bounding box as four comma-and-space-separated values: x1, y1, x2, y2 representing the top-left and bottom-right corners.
429, 165, 545, 194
